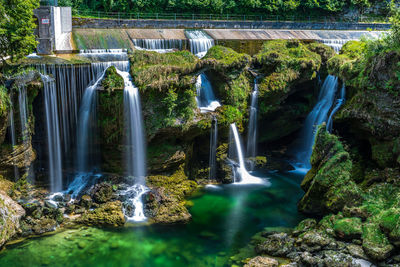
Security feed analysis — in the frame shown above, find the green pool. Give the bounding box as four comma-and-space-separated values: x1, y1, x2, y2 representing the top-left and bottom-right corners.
0, 171, 305, 267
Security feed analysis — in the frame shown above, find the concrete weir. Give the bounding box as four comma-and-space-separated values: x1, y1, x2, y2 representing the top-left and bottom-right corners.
70, 28, 383, 55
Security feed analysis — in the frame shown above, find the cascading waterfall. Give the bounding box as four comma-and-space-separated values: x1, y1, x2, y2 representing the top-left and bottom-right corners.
68, 60, 130, 198
321, 39, 352, 53
131, 39, 182, 53
229, 124, 265, 185
116, 67, 148, 222
41, 74, 63, 193
327, 84, 346, 132
294, 75, 339, 169
246, 79, 259, 170
209, 118, 218, 180
186, 30, 215, 58
8, 95, 19, 181
18, 85, 31, 176
196, 73, 221, 113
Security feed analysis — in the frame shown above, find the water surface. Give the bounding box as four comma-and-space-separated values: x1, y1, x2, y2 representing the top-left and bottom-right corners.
0, 171, 304, 267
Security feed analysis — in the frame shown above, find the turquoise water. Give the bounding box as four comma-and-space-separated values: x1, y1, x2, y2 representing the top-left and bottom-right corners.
0, 171, 304, 267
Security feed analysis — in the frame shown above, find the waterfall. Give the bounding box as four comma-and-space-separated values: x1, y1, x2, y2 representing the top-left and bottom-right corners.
327, 84, 346, 132
68, 60, 130, 198
209, 118, 218, 180
294, 75, 339, 169
41, 74, 63, 192
246, 79, 258, 170
196, 73, 221, 113
115, 65, 148, 222
186, 30, 214, 58
8, 95, 19, 181
321, 39, 352, 53
131, 39, 182, 53
229, 124, 265, 185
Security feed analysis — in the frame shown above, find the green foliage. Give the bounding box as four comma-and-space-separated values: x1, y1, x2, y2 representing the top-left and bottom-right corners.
0, 0, 39, 63
216, 105, 243, 129
0, 85, 10, 118
333, 217, 362, 239
101, 66, 124, 92
62, 0, 386, 16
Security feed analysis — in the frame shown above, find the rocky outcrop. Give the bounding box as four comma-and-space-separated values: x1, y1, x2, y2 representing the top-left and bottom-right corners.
0, 189, 25, 246
145, 166, 197, 224
298, 125, 363, 215
78, 201, 125, 227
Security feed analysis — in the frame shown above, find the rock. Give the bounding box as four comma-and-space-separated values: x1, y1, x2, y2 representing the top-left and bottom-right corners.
44, 200, 57, 209
77, 241, 87, 249
300, 251, 322, 266
80, 195, 92, 209
298, 126, 363, 215
92, 183, 113, 204
362, 223, 394, 261
32, 218, 57, 235
78, 201, 125, 227
301, 230, 331, 248
255, 233, 294, 257
0, 191, 25, 247
333, 217, 363, 240
293, 219, 317, 236
347, 244, 368, 260
244, 256, 279, 267
320, 250, 356, 267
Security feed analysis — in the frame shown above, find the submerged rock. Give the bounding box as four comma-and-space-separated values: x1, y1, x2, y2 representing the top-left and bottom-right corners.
244, 256, 278, 267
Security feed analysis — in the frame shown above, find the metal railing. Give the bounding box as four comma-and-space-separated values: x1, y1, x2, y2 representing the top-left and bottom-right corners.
72, 9, 389, 23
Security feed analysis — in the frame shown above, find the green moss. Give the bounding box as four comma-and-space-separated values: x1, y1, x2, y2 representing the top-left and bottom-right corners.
362, 223, 394, 261
254, 40, 322, 117
204, 45, 251, 73
216, 105, 243, 129
0, 85, 10, 118
146, 166, 197, 201
130, 50, 199, 91
298, 125, 363, 215
333, 217, 362, 240
101, 66, 124, 92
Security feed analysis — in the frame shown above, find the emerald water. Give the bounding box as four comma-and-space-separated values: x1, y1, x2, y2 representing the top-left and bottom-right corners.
0, 171, 304, 267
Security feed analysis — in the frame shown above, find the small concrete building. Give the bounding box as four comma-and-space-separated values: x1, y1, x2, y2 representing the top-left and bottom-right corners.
34, 2, 72, 54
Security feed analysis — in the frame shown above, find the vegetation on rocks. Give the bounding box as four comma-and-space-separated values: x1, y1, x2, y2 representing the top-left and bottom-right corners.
146, 166, 198, 224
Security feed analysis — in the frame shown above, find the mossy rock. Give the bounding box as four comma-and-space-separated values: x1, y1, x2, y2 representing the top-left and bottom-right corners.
298, 125, 363, 215
362, 222, 394, 261
379, 208, 400, 243
333, 217, 362, 240
79, 201, 125, 227
101, 66, 124, 93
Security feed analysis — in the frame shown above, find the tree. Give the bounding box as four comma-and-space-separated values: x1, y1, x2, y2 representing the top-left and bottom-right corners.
389, 0, 400, 47
0, 0, 39, 63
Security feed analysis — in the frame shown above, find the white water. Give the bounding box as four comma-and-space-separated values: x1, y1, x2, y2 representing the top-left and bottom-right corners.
229, 124, 265, 185
8, 95, 19, 181
321, 39, 353, 53
116, 65, 148, 222
209, 118, 218, 180
294, 75, 339, 169
196, 74, 221, 113
186, 30, 214, 58
327, 84, 346, 132
246, 79, 258, 170
41, 74, 63, 192
132, 39, 182, 53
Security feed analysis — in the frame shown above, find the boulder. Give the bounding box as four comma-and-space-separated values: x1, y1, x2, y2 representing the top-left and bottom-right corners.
0, 191, 25, 246
79, 201, 125, 227
255, 233, 294, 257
